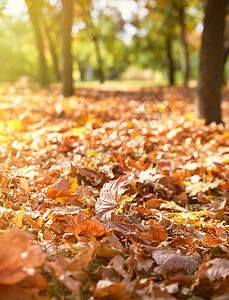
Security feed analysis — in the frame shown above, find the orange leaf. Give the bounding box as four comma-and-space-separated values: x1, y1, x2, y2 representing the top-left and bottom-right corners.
145, 199, 164, 209
67, 212, 105, 238
200, 236, 223, 247
149, 225, 168, 242
96, 242, 123, 258
169, 237, 193, 248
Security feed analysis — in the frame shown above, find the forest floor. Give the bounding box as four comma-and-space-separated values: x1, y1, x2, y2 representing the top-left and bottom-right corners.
0, 84, 228, 300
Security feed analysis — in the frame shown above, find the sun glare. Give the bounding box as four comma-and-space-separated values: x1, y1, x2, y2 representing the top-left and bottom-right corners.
3, 0, 26, 17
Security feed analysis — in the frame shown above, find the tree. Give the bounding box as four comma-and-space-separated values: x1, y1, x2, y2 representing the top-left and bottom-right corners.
173, 0, 190, 87
222, 18, 229, 85
166, 36, 175, 85
42, 1, 61, 82
25, 0, 49, 87
61, 0, 73, 96
77, 0, 105, 83
196, 0, 228, 124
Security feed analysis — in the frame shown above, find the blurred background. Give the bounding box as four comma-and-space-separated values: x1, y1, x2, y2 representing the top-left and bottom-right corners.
0, 0, 215, 87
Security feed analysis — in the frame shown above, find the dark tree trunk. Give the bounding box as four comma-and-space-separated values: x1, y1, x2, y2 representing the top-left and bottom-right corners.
78, 61, 87, 81
222, 46, 229, 85
196, 0, 227, 124
61, 0, 73, 96
25, 0, 49, 87
92, 34, 105, 84
166, 37, 175, 86
177, 5, 189, 87
222, 20, 229, 85
43, 19, 60, 82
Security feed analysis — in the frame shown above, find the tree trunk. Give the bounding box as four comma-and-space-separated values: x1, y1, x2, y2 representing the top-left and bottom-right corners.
222, 19, 229, 85
78, 61, 87, 81
166, 37, 175, 86
177, 5, 189, 87
92, 34, 105, 84
196, 0, 227, 124
61, 0, 73, 96
25, 0, 49, 87
222, 46, 229, 85
43, 19, 60, 82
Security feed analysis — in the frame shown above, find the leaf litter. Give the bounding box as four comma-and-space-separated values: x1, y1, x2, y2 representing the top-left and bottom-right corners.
0, 85, 229, 299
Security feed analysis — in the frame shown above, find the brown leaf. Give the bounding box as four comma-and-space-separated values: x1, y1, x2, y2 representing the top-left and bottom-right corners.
66, 212, 105, 239
68, 246, 94, 272
215, 225, 228, 240
94, 280, 128, 299
46, 178, 69, 198
152, 249, 200, 278
0, 228, 45, 285
169, 237, 193, 248
149, 226, 168, 242
145, 198, 165, 209
200, 258, 229, 281
77, 167, 105, 187
0, 274, 48, 300
96, 242, 123, 258
47, 261, 82, 295
50, 177, 69, 191
200, 235, 223, 247
96, 175, 134, 221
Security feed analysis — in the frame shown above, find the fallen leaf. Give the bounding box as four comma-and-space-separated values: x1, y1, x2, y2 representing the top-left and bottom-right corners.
96, 242, 123, 257
96, 175, 134, 221
94, 279, 128, 299
200, 258, 229, 281
0, 228, 46, 285
152, 249, 200, 278
66, 212, 105, 239
149, 225, 168, 242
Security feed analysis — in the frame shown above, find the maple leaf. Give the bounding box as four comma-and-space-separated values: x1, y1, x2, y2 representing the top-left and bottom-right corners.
96, 175, 149, 236
66, 212, 105, 240
96, 175, 134, 221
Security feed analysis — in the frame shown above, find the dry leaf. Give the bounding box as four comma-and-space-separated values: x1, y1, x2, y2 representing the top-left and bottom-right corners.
200, 258, 229, 281
96, 175, 134, 221
94, 280, 128, 299
149, 225, 168, 242
0, 227, 46, 285
66, 212, 105, 238
96, 242, 123, 257
152, 249, 200, 278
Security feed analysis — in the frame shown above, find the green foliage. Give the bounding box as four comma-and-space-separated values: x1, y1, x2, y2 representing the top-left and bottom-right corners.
0, 15, 36, 81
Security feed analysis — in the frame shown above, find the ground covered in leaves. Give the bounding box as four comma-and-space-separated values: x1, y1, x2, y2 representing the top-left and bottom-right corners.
0, 84, 229, 300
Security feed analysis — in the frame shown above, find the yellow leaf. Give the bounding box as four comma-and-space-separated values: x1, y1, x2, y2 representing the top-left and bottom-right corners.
206, 195, 214, 201
7, 119, 23, 131
156, 103, 166, 112
0, 121, 6, 134
87, 150, 99, 157
73, 127, 84, 136
223, 132, 229, 138
12, 209, 24, 227
68, 176, 78, 193
185, 112, 194, 120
